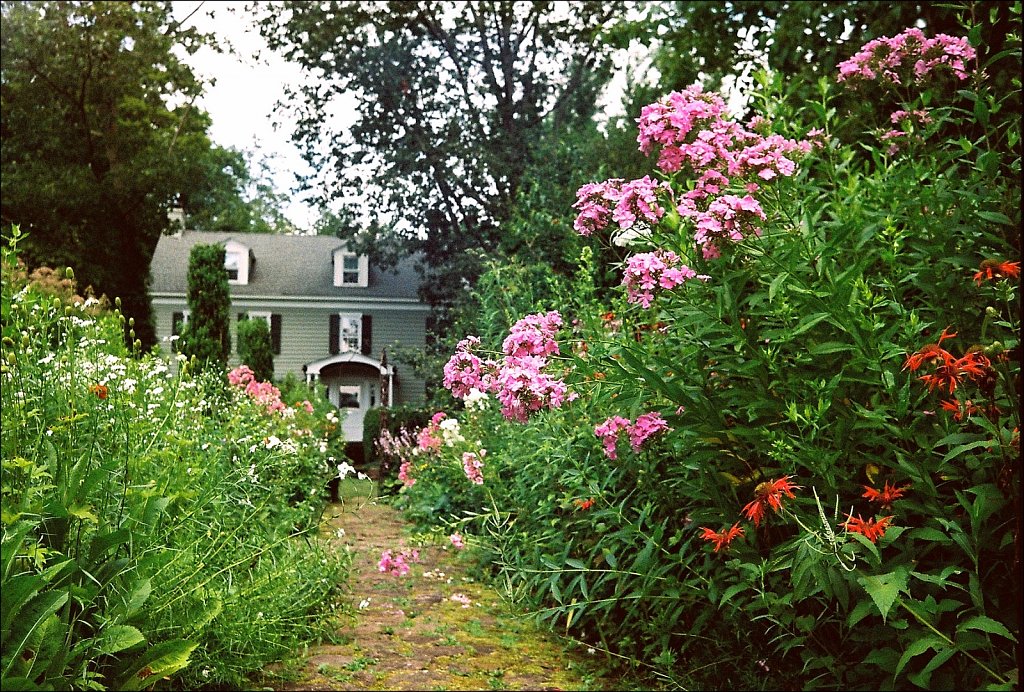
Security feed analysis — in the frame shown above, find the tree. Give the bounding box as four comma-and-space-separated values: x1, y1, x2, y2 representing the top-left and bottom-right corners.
0, 1, 259, 349
180, 243, 230, 370
257, 1, 628, 323
236, 316, 274, 383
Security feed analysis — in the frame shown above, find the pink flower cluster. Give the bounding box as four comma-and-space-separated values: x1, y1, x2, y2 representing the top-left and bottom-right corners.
449, 532, 465, 549
694, 194, 768, 260
594, 412, 670, 460
462, 450, 485, 485
398, 460, 416, 487
572, 176, 670, 237
227, 365, 285, 414
623, 250, 709, 307
572, 86, 811, 266
837, 28, 976, 88
417, 412, 447, 452
378, 548, 420, 577
443, 312, 574, 423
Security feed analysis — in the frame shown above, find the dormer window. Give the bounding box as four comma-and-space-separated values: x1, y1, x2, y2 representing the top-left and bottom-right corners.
224, 239, 251, 285
333, 248, 368, 287
225, 251, 240, 281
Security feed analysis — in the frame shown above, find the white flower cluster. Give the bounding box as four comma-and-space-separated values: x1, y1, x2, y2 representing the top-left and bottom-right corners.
438, 418, 465, 447
463, 387, 490, 411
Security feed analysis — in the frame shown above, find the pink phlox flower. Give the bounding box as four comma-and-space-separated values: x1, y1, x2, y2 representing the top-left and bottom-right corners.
594, 416, 631, 460
462, 451, 485, 485
449, 532, 465, 549
378, 548, 421, 577
398, 461, 416, 487
493, 356, 569, 423
623, 250, 707, 307
228, 365, 255, 387
502, 311, 563, 358
628, 412, 670, 451
837, 28, 975, 88
573, 179, 624, 236
612, 176, 670, 229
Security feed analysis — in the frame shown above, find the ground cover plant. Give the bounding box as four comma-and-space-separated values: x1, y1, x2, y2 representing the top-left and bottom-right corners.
388, 11, 1021, 690
1, 225, 351, 690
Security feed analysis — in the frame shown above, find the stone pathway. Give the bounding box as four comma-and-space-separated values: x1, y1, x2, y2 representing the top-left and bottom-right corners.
261, 487, 614, 691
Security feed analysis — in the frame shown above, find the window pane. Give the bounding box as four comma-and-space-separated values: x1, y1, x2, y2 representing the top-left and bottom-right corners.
343, 255, 359, 270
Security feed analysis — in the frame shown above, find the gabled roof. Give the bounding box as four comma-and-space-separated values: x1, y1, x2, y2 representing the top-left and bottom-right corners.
150, 231, 423, 300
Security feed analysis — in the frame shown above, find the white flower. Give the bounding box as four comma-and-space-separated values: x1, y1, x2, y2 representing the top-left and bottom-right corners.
265, 435, 281, 449
464, 387, 490, 410
358, 598, 371, 609
337, 461, 357, 479
335, 527, 346, 539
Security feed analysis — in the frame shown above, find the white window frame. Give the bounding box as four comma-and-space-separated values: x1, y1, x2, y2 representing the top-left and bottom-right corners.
333, 250, 369, 287
337, 313, 362, 353
225, 251, 241, 282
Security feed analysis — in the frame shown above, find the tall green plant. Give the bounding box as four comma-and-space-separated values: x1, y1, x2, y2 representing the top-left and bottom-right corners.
236, 317, 274, 383
180, 243, 230, 370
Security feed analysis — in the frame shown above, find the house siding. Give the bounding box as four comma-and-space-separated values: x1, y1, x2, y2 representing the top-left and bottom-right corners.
152, 298, 428, 405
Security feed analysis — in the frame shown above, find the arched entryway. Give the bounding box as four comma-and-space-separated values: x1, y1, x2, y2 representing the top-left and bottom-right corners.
304, 353, 394, 443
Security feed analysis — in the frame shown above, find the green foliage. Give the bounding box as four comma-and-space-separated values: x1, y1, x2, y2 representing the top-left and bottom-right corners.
236, 316, 274, 383
257, 1, 630, 330
363, 405, 434, 484
1, 227, 351, 690
395, 9, 1021, 690
180, 243, 230, 370
0, 1, 264, 349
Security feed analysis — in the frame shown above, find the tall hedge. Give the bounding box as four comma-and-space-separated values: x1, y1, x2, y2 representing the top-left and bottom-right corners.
237, 317, 274, 383
180, 243, 230, 370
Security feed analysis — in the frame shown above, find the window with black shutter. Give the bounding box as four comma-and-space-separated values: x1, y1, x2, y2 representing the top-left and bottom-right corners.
329, 314, 340, 355
361, 314, 372, 356
270, 314, 282, 355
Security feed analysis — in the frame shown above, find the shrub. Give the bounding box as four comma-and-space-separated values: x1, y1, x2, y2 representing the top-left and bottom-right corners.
400, 14, 1020, 691
1, 226, 353, 690
236, 316, 274, 383
180, 243, 230, 370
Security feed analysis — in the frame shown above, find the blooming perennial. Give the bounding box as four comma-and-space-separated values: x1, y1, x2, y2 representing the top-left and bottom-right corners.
595, 412, 671, 460
837, 27, 976, 88
378, 548, 420, 577
622, 251, 709, 307
699, 523, 744, 553
741, 476, 802, 527
444, 313, 573, 424
841, 514, 894, 544
862, 481, 911, 509
462, 450, 485, 485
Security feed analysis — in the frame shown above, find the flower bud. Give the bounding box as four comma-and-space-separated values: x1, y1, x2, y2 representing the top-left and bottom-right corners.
115, 297, 122, 308
985, 306, 999, 319
65, 267, 74, 280
983, 341, 1004, 356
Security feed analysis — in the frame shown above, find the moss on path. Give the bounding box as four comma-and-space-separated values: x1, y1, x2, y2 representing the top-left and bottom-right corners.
261, 486, 615, 691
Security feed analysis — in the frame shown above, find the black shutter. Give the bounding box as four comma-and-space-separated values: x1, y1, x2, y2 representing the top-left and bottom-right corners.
329, 314, 340, 355
361, 314, 372, 356
238, 312, 248, 323
271, 314, 282, 355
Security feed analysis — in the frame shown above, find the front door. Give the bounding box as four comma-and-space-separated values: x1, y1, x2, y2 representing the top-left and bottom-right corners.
333, 380, 376, 443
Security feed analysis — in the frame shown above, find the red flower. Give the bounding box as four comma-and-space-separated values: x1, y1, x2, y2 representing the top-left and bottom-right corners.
939, 398, 987, 422
917, 350, 991, 395
741, 476, 801, 527
903, 327, 957, 372
88, 384, 108, 399
862, 481, 910, 509
973, 259, 1020, 285
573, 498, 595, 511
841, 514, 894, 543
699, 522, 744, 553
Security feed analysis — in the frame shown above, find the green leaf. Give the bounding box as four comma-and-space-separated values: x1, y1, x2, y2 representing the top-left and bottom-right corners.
857, 568, 908, 623
565, 558, 585, 570
112, 639, 197, 691
1, 590, 69, 679
894, 635, 946, 678
768, 272, 788, 302
808, 341, 855, 355
95, 625, 146, 655
719, 582, 747, 607
957, 615, 1016, 642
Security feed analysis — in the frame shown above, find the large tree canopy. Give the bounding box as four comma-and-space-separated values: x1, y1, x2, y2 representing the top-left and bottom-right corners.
0, 0, 270, 348
257, 1, 627, 317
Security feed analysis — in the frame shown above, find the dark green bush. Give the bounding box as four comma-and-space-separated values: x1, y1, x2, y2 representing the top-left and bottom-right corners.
180, 243, 230, 370
236, 316, 274, 382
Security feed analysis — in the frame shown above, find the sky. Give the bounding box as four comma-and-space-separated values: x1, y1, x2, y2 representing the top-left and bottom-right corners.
170, 1, 322, 231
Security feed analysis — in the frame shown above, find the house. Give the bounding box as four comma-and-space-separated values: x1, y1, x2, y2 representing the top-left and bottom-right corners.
149, 231, 430, 444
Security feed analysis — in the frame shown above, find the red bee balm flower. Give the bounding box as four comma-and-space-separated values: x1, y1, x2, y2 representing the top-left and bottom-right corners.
741, 476, 801, 527
841, 514, 894, 543
917, 350, 991, 394
903, 327, 956, 372
699, 523, 744, 553
862, 481, 910, 509
574, 498, 595, 511
973, 259, 1020, 285
88, 384, 108, 399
